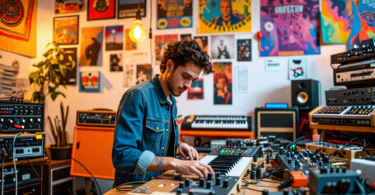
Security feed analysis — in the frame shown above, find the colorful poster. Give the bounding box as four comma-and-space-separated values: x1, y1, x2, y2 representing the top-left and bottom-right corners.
157, 0, 193, 30
321, 0, 375, 48
53, 15, 79, 45
125, 29, 137, 50
237, 39, 251, 61
87, 0, 116, 20
154, 34, 179, 64
210, 35, 235, 60
118, 0, 146, 19
0, 0, 38, 57
180, 34, 192, 41
79, 71, 100, 92
105, 26, 123, 51
199, 0, 251, 34
55, 0, 84, 14
136, 64, 152, 85
57, 48, 77, 85
260, 0, 321, 56
123, 64, 135, 87
213, 62, 232, 105
194, 36, 209, 54
80, 27, 103, 66
289, 58, 307, 80
110, 54, 123, 72
188, 78, 204, 100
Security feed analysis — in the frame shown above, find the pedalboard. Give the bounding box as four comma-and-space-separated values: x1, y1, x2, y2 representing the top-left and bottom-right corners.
0, 101, 44, 133
0, 134, 45, 160
311, 106, 375, 126
76, 110, 116, 127
325, 87, 375, 105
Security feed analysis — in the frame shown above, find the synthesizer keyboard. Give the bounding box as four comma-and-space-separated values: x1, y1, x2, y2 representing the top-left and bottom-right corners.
312, 106, 375, 126
181, 115, 252, 131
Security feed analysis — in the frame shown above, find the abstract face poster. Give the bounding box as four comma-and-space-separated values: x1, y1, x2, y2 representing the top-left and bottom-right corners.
155, 34, 179, 64
213, 62, 232, 105
180, 34, 192, 41
53, 15, 79, 45
57, 48, 77, 85
289, 58, 307, 80
260, 0, 321, 56
110, 54, 123, 72
194, 36, 209, 54
125, 29, 137, 50
199, 0, 251, 34
188, 78, 204, 100
55, 0, 84, 14
210, 35, 235, 60
237, 39, 251, 61
157, 0, 193, 30
136, 64, 152, 85
118, 0, 146, 19
123, 64, 135, 87
321, 0, 375, 49
79, 71, 100, 92
105, 26, 123, 51
80, 27, 103, 66
87, 0, 116, 21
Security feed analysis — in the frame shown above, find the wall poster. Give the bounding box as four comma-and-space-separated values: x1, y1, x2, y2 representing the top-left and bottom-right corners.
157, 0, 193, 30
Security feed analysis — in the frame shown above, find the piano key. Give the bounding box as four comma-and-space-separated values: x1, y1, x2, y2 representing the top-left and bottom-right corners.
226, 157, 252, 177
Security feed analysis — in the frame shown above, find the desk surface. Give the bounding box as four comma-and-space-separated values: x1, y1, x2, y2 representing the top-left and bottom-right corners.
104, 157, 308, 195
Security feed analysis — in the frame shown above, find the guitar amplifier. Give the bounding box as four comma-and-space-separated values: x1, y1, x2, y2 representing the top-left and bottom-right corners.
76, 110, 116, 127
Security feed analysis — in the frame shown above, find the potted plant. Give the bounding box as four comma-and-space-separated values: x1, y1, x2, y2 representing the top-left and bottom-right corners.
29, 41, 75, 160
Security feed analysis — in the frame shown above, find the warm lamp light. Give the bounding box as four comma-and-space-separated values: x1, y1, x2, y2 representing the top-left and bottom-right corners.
129, 3, 146, 43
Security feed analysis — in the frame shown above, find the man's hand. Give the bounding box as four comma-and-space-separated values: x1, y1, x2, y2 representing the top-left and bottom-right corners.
174, 159, 215, 179
178, 143, 199, 160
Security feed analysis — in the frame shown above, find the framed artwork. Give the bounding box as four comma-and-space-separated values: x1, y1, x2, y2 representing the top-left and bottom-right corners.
136, 64, 152, 85
110, 53, 123, 72
213, 62, 232, 105
125, 29, 137, 50
105, 26, 124, 51
157, 0, 192, 30
80, 26, 103, 66
118, 0, 146, 19
237, 39, 251, 61
188, 78, 204, 100
87, 0, 116, 21
210, 35, 235, 60
79, 71, 100, 92
53, 15, 79, 45
57, 48, 77, 85
55, 0, 84, 14
194, 36, 209, 54
154, 34, 178, 64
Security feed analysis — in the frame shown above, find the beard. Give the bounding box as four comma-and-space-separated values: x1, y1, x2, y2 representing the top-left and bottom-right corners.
166, 71, 186, 97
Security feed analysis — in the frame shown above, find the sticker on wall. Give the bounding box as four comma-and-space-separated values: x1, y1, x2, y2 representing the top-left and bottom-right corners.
105, 26, 123, 51
125, 29, 137, 50
237, 39, 251, 62
188, 78, 204, 100
79, 71, 100, 92
136, 64, 152, 85
321, 0, 375, 49
211, 35, 235, 60
53, 15, 79, 45
235, 65, 248, 93
80, 26, 103, 66
289, 58, 307, 80
199, 0, 252, 34
157, 0, 193, 30
194, 36, 209, 54
265, 58, 283, 72
213, 62, 232, 105
118, 0, 146, 19
110, 53, 123, 72
87, 0, 116, 21
56, 48, 77, 85
260, 1, 321, 56
123, 64, 135, 87
154, 34, 178, 64
55, 0, 84, 14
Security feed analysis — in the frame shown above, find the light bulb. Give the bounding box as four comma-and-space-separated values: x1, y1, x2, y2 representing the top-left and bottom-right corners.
129, 20, 146, 43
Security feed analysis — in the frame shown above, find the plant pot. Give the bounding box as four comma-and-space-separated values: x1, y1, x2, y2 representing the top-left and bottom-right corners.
49, 144, 72, 160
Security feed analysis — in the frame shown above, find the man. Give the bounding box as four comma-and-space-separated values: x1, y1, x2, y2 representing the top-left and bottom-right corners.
211, 0, 242, 27
112, 38, 215, 186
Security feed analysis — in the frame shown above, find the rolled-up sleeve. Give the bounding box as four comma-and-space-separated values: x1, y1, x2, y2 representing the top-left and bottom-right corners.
112, 90, 153, 176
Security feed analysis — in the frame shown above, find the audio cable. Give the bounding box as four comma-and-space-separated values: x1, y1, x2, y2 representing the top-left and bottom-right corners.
13, 132, 21, 195
72, 157, 102, 195
24, 158, 45, 195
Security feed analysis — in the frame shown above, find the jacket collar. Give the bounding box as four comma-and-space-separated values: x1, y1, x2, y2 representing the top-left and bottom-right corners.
152, 75, 177, 104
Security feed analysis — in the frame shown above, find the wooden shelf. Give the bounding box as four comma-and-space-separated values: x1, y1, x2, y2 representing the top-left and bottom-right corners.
179, 130, 253, 142
310, 122, 375, 132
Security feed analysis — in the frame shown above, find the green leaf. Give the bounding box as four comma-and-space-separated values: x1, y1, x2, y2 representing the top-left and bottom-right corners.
45, 42, 52, 48
68, 55, 72, 62
43, 48, 54, 58
71, 60, 76, 69
59, 64, 67, 77
48, 86, 55, 93
59, 54, 64, 61
51, 92, 66, 101
61, 84, 67, 90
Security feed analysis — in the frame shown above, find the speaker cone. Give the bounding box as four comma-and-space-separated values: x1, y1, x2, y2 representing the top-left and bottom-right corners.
296, 91, 308, 104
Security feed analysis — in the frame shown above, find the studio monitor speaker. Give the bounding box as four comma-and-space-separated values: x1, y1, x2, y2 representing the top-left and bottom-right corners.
291, 79, 319, 110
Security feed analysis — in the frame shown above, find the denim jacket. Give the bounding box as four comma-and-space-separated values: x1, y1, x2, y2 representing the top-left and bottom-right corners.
112, 75, 180, 186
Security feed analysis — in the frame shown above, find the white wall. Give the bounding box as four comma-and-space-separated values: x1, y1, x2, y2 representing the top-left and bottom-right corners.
0, 0, 347, 146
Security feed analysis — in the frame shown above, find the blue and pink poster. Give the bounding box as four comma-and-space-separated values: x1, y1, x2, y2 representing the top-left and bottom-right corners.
260, 0, 321, 57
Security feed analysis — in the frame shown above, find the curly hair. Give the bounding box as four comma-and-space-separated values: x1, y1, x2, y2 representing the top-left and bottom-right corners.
160, 37, 213, 75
